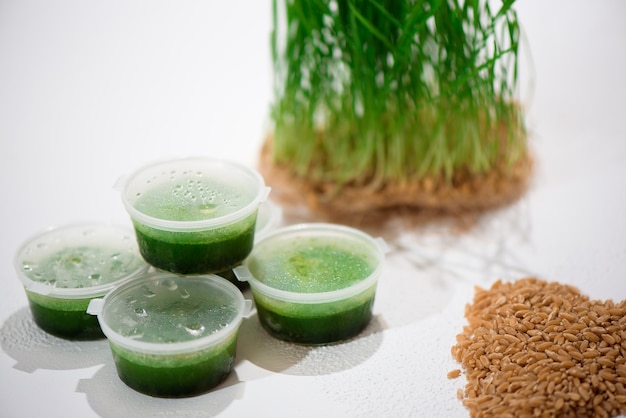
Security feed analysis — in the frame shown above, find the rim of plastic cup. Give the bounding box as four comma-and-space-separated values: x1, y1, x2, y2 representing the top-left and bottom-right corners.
14, 222, 150, 299
235, 223, 388, 304
118, 157, 270, 232
89, 272, 249, 355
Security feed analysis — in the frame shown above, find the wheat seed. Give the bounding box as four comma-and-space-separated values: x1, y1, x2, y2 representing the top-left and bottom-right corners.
451, 277, 626, 417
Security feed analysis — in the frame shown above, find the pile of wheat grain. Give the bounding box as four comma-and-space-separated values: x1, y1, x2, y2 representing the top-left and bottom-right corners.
450, 277, 626, 418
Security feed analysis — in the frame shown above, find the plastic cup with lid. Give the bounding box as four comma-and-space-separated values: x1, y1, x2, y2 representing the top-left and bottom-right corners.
14, 223, 150, 339
88, 272, 251, 397
234, 223, 388, 345
116, 157, 270, 275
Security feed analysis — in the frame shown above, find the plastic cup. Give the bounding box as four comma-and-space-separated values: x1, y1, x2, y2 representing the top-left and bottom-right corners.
14, 223, 149, 339
234, 223, 388, 345
88, 272, 250, 397
117, 157, 270, 274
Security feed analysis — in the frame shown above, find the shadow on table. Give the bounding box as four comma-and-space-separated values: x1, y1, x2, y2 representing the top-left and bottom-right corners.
0, 307, 109, 372
76, 360, 244, 418
237, 312, 386, 376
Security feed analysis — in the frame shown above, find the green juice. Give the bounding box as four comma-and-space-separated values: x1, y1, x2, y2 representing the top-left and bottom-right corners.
246, 232, 380, 344
26, 292, 103, 339
17, 238, 147, 339
253, 289, 376, 344
97, 274, 246, 397
109, 334, 238, 397
130, 177, 259, 274
133, 214, 256, 274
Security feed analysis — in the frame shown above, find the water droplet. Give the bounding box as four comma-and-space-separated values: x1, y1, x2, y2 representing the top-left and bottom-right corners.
199, 203, 218, 215
136, 192, 142, 197
36, 242, 48, 249
161, 279, 178, 291
22, 261, 34, 271
177, 288, 190, 299
127, 328, 144, 339
134, 307, 147, 317
142, 286, 156, 298
184, 323, 205, 336
88, 273, 101, 281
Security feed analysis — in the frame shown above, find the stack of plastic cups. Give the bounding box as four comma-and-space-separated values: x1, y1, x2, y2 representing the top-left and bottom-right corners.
13, 155, 387, 397
88, 157, 270, 396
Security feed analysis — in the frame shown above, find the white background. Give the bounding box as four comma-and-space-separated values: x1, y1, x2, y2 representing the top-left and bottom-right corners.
1, 1, 625, 417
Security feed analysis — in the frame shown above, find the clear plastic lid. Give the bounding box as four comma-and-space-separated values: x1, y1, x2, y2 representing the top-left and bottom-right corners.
234, 223, 388, 304
88, 272, 251, 355
116, 157, 270, 232
14, 223, 150, 299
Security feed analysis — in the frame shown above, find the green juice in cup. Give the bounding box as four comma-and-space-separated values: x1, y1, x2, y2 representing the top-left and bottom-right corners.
89, 273, 250, 397
119, 158, 269, 274
235, 223, 387, 345
15, 224, 149, 339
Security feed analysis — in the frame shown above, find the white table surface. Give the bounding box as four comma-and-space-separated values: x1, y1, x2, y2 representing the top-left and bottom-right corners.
1, 1, 625, 417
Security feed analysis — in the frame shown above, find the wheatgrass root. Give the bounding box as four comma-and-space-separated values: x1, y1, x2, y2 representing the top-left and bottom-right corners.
258, 138, 532, 227
450, 277, 626, 418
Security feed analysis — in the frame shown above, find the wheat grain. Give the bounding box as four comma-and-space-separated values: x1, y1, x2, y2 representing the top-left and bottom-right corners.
451, 277, 626, 417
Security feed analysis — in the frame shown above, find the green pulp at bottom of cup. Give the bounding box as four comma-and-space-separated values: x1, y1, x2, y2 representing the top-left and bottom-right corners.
133, 216, 256, 274
26, 291, 104, 339
109, 333, 238, 397
253, 292, 376, 345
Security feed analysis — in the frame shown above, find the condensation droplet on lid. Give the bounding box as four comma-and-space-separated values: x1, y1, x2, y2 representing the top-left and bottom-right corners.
184, 323, 205, 336
142, 286, 156, 298
134, 307, 147, 317
127, 329, 144, 339
161, 279, 178, 291
88, 273, 101, 281
178, 288, 190, 299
